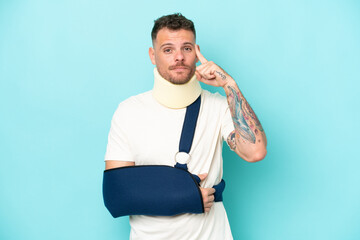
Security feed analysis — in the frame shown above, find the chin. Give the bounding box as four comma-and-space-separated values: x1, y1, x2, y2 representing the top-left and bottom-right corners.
169, 76, 192, 85
169, 71, 194, 85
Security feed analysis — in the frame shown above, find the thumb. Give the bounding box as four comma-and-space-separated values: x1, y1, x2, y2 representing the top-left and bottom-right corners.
195, 71, 202, 82
197, 173, 208, 182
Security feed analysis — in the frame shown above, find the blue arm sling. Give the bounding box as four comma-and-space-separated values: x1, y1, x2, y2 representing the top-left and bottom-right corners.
103, 96, 226, 217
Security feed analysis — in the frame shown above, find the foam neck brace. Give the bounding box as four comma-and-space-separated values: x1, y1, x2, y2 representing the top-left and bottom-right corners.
152, 68, 202, 109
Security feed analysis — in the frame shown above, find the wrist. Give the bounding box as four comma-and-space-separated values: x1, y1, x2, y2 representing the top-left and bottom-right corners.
222, 77, 236, 89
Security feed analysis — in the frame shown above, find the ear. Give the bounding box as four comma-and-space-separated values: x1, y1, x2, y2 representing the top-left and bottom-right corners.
149, 47, 156, 65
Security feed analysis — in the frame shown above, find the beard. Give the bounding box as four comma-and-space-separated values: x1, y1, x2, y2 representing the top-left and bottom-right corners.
158, 63, 196, 85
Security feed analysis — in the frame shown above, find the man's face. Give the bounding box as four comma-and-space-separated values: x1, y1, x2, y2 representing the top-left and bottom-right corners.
149, 28, 197, 84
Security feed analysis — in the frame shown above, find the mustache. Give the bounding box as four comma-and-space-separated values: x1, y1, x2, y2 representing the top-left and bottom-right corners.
168, 63, 191, 70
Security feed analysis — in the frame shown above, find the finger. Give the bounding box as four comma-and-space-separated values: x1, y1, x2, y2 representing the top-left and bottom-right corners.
204, 202, 213, 208
196, 75, 209, 85
204, 207, 211, 212
195, 62, 207, 71
197, 173, 208, 181
204, 72, 216, 80
204, 193, 214, 203
208, 188, 216, 195
197, 65, 216, 81
197, 77, 218, 86
195, 71, 203, 82
206, 66, 217, 80
195, 44, 208, 64
196, 70, 211, 82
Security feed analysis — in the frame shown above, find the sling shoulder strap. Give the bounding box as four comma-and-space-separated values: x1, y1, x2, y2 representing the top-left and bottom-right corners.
179, 95, 201, 153
175, 94, 225, 203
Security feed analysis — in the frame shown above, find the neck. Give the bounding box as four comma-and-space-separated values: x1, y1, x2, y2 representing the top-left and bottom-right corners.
152, 68, 202, 109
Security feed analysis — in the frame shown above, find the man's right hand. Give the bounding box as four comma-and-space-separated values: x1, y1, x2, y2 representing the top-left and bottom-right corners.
197, 173, 215, 213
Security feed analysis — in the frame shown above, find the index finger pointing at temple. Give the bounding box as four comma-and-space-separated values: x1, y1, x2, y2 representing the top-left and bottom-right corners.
195, 44, 208, 64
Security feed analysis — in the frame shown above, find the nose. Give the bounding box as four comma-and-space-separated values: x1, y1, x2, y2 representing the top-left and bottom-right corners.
175, 50, 184, 62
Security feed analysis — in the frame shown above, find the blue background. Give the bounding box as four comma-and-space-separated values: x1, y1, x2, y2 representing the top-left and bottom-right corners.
1, 0, 359, 239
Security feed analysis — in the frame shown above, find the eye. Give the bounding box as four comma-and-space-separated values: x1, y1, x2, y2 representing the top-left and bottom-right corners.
163, 48, 172, 53
184, 47, 192, 52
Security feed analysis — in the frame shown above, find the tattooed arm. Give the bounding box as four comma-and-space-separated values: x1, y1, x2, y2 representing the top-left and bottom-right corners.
223, 80, 267, 162
195, 45, 267, 162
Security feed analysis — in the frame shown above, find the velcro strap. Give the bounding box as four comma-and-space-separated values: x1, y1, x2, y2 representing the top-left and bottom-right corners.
213, 179, 225, 202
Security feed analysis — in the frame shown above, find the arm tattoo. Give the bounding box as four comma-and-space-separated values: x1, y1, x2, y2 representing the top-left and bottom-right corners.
227, 86, 263, 144
243, 99, 264, 132
215, 71, 227, 80
227, 130, 237, 150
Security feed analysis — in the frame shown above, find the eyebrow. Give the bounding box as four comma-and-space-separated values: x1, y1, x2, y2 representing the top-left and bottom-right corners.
160, 43, 174, 49
183, 42, 195, 46
159, 42, 195, 49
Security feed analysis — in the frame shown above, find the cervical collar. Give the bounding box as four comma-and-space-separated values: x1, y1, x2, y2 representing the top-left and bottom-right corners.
152, 68, 202, 109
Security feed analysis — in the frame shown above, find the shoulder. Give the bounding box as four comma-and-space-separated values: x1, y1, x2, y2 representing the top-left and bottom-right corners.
112, 91, 152, 121
118, 90, 152, 108
115, 91, 152, 111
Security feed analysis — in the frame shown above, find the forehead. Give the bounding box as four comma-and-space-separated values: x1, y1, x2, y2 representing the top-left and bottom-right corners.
154, 28, 195, 47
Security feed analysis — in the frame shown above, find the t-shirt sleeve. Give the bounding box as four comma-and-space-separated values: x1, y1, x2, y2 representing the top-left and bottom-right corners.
104, 102, 134, 162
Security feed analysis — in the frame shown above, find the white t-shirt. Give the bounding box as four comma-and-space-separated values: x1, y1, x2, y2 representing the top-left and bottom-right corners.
105, 90, 235, 240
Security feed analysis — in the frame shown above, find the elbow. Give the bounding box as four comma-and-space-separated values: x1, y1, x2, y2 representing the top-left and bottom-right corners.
243, 148, 267, 163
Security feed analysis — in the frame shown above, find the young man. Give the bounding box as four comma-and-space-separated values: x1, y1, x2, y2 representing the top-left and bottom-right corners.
104, 13, 267, 240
